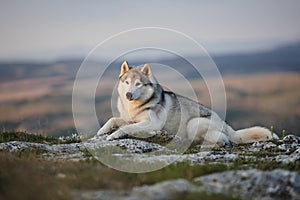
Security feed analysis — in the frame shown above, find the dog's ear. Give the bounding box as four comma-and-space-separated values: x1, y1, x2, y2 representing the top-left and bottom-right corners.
141, 64, 151, 77
120, 61, 130, 77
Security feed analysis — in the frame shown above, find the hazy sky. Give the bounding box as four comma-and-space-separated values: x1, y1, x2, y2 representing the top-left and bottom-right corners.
0, 0, 300, 61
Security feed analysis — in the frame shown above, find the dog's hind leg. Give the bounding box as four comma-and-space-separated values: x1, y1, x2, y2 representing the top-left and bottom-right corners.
187, 118, 229, 147
97, 117, 127, 136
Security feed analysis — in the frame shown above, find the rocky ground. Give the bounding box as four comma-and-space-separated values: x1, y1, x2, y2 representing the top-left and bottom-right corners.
0, 132, 300, 200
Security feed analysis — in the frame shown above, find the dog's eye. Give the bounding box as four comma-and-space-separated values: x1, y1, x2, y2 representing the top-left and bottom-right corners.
135, 82, 141, 87
125, 81, 129, 84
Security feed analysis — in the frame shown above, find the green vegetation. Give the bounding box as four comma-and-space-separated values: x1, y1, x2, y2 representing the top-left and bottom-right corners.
0, 130, 231, 199
1, 148, 298, 200
0, 130, 299, 199
0, 131, 60, 144
281, 129, 286, 138
0, 131, 81, 144
0, 152, 71, 200
209, 143, 300, 173
184, 142, 213, 154
0, 152, 230, 200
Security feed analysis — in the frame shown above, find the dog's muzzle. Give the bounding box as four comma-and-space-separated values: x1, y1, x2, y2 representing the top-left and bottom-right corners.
126, 92, 133, 101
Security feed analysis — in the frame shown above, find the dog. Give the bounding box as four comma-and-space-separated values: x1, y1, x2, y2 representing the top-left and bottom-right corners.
97, 61, 278, 146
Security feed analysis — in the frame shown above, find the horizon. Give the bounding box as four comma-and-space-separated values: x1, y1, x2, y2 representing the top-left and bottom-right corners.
0, 40, 299, 64
1, 1, 300, 62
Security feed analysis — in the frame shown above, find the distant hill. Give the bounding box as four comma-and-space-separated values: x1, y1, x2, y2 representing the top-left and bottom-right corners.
152, 42, 300, 77
0, 60, 82, 82
212, 42, 300, 75
0, 42, 299, 83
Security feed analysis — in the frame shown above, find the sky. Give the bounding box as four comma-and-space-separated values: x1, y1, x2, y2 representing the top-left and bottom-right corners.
0, 0, 300, 61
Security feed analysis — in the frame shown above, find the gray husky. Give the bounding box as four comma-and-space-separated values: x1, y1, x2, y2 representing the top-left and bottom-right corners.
97, 61, 278, 146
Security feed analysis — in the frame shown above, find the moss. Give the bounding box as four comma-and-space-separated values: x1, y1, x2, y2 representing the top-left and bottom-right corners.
184, 142, 215, 154
80, 147, 94, 157
0, 152, 229, 192
229, 155, 300, 172
137, 162, 229, 185
0, 152, 71, 200
1, 138, 299, 199
1, 130, 299, 199
0, 131, 80, 144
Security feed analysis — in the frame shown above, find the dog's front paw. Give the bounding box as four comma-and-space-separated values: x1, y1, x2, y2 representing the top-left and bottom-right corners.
106, 134, 116, 141
106, 130, 126, 141
97, 127, 110, 136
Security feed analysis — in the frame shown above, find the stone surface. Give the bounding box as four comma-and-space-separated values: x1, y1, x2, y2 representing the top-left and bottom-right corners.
86, 134, 171, 154
1, 134, 300, 199
77, 169, 300, 200
1, 134, 300, 164
0, 141, 85, 160
76, 179, 199, 200
195, 169, 300, 200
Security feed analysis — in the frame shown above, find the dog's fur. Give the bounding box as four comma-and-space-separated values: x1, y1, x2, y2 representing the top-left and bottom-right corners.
97, 61, 278, 146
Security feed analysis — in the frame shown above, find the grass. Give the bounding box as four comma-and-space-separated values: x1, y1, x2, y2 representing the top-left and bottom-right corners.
1, 149, 298, 200
0, 130, 299, 199
207, 142, 300, 173
0, 130, 233, 199
0, 152, 70, 200
0, 131, 81, 144
0, 152, 231, 200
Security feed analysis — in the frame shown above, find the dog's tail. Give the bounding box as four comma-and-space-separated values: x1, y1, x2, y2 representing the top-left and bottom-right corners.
229, 126, 279, 144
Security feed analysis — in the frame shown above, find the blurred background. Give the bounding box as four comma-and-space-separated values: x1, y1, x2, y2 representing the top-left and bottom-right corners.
0, 0, 299, 137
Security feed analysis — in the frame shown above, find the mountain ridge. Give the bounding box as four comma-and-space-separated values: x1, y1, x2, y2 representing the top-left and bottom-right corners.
0, 42, 299, 83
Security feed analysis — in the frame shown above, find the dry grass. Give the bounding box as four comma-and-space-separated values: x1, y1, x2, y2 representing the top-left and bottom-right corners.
0, 76, 72, 102
0, 152, 71, 200
0, 72, 299, 135
189, 73, 300, 132
0, 151, 231, 200
224, 73, 300, 112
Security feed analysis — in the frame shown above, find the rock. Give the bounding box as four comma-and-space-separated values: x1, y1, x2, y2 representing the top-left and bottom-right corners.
194, 169, 300, 200
75, 179, 198, 200
78, 169, 300, 200
0, 141, 86, 160
276, 148, 300, 164
1, 134, 300, 165
283, 135, 300, 144
249, 141, 278, 151
86, 134, 171, 154
1, 133, 300, 199
74, 190, 128, 200
77, 179, 202, 200
129, 179, 199, 200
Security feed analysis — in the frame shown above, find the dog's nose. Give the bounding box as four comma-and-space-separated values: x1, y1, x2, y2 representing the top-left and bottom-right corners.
126, 92, 133, 100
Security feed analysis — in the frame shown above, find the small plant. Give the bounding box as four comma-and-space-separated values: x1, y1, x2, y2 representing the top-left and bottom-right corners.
80, 147, 95, 157
281, 129, 286, 139
0, 131, 61, 144
270, 125, 274, 133
270, 125, 274, 139
58, 133, 81, 144
0, 131, 81, 144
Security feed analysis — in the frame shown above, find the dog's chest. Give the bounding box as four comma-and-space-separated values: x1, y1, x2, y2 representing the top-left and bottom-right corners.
118, 98, 149, 122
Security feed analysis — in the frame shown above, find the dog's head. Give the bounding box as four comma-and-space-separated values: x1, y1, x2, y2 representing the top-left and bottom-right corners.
118, 61, 155, 101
